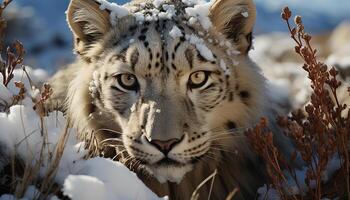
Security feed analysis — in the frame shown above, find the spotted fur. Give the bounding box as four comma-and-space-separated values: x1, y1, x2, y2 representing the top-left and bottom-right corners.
48, 0, 296, 199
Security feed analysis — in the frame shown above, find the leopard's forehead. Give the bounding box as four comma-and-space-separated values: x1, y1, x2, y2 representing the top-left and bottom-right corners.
100, 19, 236, 81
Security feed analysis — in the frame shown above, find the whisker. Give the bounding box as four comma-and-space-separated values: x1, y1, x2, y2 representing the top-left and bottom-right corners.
100, 138, 123, 143
94, 128, 123, 135
209, 147, 238, 154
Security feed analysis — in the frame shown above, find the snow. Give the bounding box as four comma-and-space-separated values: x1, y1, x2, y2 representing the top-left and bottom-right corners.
63, 158, 164, 200
220, 59, 230, 75
64, 175, 107, 200
185, 34, 215, 61
169, 25, 183, 39
0, 74, 13, 105
241, 12, 249, 18
158, 4, 176, 20
133, 3, 176, 23
184, 1, 214, 30
153, 0, 165, 8
96, 0, 130, 26
250, 33, 312, 108
327, 54, 350, 69
134, 12, 145, 22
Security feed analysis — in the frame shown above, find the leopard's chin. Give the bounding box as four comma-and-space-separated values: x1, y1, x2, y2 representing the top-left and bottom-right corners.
147, 163, 193, 184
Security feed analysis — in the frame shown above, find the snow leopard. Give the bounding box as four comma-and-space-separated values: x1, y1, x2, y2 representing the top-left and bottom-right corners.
48, 0, 295, 199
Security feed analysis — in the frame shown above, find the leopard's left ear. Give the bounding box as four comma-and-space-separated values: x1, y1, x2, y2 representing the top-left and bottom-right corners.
210, 0, 256, 54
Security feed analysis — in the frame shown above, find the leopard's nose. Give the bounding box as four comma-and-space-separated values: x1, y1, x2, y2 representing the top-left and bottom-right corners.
149, 138, 181, 155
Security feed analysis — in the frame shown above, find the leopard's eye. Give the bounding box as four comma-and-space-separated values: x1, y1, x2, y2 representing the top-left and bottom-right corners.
188, 71, 210, 89
116, 74, 139, 91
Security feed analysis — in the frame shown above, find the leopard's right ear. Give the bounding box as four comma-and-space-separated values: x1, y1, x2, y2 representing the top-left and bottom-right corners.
67, 0, 112, 56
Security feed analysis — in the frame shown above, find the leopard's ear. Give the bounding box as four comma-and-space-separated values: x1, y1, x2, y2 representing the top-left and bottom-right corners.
67, 0, 112, 56
210, 0, 256, 54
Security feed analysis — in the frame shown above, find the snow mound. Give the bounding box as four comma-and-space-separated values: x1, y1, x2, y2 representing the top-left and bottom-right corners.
63, 158, 164, 200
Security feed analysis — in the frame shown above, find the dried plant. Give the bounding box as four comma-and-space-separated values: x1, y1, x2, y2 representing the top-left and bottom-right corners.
33, 83, 54, 116
0, 41, 25, 86
247, 7, 350, 200
0, 0, 25, 87
0, 1, 68, 199
0, 0, 12, 42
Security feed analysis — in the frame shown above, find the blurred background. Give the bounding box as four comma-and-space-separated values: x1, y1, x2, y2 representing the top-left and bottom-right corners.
3, 0, 350, 108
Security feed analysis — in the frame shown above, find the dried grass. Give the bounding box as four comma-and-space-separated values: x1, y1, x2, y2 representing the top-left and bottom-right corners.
247, 7, 350, 200
0, 0, 69, 199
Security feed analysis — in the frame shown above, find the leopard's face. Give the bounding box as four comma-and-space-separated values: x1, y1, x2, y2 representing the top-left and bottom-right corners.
67, 0, 262, 184
91, 21, 232, 183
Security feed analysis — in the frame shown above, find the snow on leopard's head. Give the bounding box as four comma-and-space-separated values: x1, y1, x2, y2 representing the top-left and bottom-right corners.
66, 0, 265, 184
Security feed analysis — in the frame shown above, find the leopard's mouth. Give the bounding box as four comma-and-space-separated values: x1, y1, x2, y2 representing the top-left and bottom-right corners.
156, 157, 183, 166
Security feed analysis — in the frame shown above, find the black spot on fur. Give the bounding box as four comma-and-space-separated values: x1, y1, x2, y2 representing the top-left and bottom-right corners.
171, 63, 177, 70
226, 121, 237, 130
228, 91, 234, 101
148, 63, 152, 69
138, 35, 146, 41
174, 42, 181, 52
165, 52, 169, 61
183, 123, 189, 129
141, 27, 148, 34
185, 48, 193, 69
144, 41, 149, 48
239, 91, 250, 99
130, 49, 139, 71
155, 62, 160, 68
129, 25, 137, 32
116, 48, 128, 62
172, 53, 175, 59
235, 84, 240, 91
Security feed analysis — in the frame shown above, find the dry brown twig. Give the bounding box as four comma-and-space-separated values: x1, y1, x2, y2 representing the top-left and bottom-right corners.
0, 0, 25, 87
247, 7, 350, 200
0, 1, 66, 198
